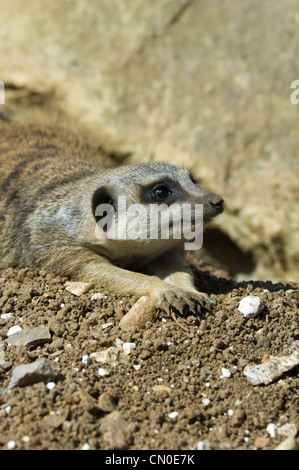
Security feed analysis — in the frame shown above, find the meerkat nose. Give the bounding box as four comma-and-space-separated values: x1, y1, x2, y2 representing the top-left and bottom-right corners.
208, 196, 224, 213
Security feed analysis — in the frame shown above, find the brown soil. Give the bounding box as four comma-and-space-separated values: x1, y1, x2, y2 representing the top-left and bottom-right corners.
0, 258, 298, 451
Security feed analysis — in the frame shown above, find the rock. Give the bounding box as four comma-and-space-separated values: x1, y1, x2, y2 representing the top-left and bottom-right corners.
90, 292, 104, 301
79, 389, 99, 416
81, 354, 91, 365
274, 437, 299, 451
101, 411, 130, 450
244, 351, 299, 385
6, 326, 51, 347
119, 296, 157, 332
42, 413, 66, 429
0, 341, 12, 370
266, 423, 277, 438
65, 281, 93, 296
90, 339, 124, 366
238, 296, 264, 318
254, 436, 270, 449
231, 409, 246, 427
7, 325, 22, 336
192, 441, 211, 450
8, 359, 53, 388
98, 392, 115, 412
122, 342, 136, 355
152, 384, 172, 395
277, 423, 297, 438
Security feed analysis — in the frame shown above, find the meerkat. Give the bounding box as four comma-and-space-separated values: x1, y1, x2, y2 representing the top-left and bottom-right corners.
0, 123, 223, 314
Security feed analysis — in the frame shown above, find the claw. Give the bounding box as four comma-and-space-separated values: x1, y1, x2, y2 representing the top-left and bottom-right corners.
155, 288, 211, 316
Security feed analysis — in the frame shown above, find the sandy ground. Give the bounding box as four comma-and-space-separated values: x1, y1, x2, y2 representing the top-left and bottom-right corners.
0, 255, 298, 451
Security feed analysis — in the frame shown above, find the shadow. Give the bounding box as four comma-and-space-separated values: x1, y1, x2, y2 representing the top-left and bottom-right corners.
192, 265, 297, 296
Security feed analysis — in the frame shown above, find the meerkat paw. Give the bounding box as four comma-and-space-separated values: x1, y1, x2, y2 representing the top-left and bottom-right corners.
155, 288, 211, 316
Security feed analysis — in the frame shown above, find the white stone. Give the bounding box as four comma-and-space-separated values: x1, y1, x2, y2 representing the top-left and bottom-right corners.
91, 292, 104, 301
81, 443, 90, 450
1, 313, 13, 320
46, 382, 56, 391
202, 398, 210, 406
238, 296, 264, 318
266, 423, 277, 438
168, 411, 179, 419
123, 342, 136, 355
7, 325, 22, 336
98, 367, 109, 376
193, 440, 211, 450
82, 354, 91, 364
221, 367, 232, 378
7, 440, 16, 449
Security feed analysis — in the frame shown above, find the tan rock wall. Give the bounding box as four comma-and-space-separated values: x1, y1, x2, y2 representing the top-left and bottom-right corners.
1, 0, 298, 280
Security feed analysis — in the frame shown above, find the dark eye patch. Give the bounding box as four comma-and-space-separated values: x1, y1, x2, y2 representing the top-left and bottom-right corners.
140, 178, 186, 204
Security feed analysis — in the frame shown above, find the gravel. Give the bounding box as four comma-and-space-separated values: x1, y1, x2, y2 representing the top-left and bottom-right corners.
0, 261, 298, 450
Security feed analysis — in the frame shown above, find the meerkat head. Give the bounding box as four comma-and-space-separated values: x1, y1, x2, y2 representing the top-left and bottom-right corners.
88, 162, 223, 261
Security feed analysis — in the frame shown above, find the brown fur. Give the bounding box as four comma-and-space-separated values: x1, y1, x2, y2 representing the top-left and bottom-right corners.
0, 123, 223, 314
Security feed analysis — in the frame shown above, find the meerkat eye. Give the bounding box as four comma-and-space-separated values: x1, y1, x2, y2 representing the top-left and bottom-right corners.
151, 185, 172, 201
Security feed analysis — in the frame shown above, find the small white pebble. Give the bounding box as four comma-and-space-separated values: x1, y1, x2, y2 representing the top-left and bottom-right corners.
123, 342, 136, 355
46, 382, 56, 391
228, 409, 234, 417
193, 440, 211, 450
98, 367, 109, 376
238, 296, 264, 318
157, 377, 163, 382
5, 406, 11, 414
81, 443, 90, 450
202, 398, 210, 406
266, 423, 277, 438
60, 303, 65, 308
91, 292, 104, 301
132, 364, 141, 370
221, 367, 232, 378
7, 440, 16, 450
1, 313, 13, 320
82, 354, 91, 365
168, 411, 179, 419
102, 322, 113, 329
22, 436, 30, 443
7, 325, 22, 336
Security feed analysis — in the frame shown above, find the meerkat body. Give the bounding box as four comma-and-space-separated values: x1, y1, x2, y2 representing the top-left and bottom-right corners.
0, 123, 223, 314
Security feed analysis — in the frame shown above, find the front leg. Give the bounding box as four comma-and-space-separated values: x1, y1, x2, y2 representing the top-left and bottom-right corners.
40, 244, 210, 315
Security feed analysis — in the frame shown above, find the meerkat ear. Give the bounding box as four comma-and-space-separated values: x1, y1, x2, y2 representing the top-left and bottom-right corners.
92, 187, 114, 223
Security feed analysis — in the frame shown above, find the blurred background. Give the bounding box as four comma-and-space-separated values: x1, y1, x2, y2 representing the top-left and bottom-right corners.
0, 0, 298, 282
